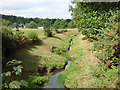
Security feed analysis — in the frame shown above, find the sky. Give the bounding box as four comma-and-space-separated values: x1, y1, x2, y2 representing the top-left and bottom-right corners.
0, 0, 72, 19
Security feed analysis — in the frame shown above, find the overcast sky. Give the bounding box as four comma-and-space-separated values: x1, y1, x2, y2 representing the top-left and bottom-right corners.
0, 0, 72, 19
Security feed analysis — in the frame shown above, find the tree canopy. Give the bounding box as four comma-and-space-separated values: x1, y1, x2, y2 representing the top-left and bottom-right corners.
27, 21, 38, 28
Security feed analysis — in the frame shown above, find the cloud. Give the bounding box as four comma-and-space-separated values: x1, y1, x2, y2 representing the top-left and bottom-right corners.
0, 0, 72, 19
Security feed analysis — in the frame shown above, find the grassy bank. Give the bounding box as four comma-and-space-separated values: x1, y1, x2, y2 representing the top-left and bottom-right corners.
57, 33, 118, 88
9, 28, 79, 87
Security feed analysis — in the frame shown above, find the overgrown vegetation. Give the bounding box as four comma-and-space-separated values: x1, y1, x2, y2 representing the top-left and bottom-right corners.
2, 26, 27, 64
1, 59, 28, 89
57, 2, 119, 88
3, 28, 78, 88
70, 2, 120, 64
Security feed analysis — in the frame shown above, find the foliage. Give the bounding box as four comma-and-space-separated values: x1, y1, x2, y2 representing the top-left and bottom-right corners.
2, 19, 11, 27
30, 76, 49, 85
60, 19, 68, 28
12, 23, 19, 28
1, 14, 71, 28
69, 2, 119, 88
27, 21, 38, 28
53, 18, 61, 33
55, 29, 68, 33
2, 26, 18, 61
91, 63, 118, 88
1, 59, 28, 89
43, 18, 53, 37
25, 23, 28, 27
27, 31, 39, 43
70, 2, 118, 36
69, 2, 120, 64
2, 26, 27, 64
68, 21, 76, 28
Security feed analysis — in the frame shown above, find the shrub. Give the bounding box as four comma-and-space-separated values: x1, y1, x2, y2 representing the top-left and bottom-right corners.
70, 2, 120, 64
27, 32, 39, 43
56, 29, 68, 33
2, 26, 27, 64
1, 59, 28, 89
63, 29, 67, 32
2, 26, 18, 63
27, 21, 38, 28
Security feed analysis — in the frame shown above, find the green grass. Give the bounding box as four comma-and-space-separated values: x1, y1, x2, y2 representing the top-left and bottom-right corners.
57, 47, 83, 87
57, 33, 118, 88
10, 28, 79, 87
13, 28, 44, 37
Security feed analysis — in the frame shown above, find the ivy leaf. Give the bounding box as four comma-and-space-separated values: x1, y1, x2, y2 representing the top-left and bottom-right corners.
9, 81, 21, 89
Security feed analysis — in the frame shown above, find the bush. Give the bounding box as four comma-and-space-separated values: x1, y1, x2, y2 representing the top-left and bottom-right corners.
63, 29, 67, 32
2, 26, 18, 63
2, 26, 27, 63
56, 29, 68, 33
70, 2, 120, 64
27, 32, 39, 43
1, 59, 28, 89
27, 21, 38, 28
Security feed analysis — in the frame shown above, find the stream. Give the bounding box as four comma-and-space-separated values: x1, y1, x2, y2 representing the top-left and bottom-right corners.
43, 39, 72, 88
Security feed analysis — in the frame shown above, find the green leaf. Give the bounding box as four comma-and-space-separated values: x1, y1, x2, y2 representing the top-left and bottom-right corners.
20, 80, 28, 87
5, 71, 11, 76
9, 81, 21, 89
13, 65, 23, 75
4, 83, 9, 88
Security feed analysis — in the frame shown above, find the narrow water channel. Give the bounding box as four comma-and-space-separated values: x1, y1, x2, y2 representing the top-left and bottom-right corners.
43, 39, 72, 88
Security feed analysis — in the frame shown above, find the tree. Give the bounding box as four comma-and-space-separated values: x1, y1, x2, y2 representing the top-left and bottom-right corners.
2, 19, 11, 27
25, 23, 28, 28
12, 23, 18, 28
43, 18, 52, 37
53, 18, 61, 33
27, 21, 38, 28
69, 2, 119, 63
60, 19, 67, 28
68, 21, 76, 28
69, 2, 118, 37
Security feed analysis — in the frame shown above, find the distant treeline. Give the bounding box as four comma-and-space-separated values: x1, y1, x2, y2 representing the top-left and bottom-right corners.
1, 14, 72, 27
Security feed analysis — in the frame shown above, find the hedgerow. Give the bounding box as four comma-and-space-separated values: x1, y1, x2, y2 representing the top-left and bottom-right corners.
70, 2, 119, 66
69, 2, 119, 88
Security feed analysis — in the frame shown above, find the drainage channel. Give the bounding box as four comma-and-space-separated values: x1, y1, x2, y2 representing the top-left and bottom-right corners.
43, 39, 73, 88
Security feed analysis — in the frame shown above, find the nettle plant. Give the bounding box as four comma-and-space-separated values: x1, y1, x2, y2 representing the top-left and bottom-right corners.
1, 59, 28, 89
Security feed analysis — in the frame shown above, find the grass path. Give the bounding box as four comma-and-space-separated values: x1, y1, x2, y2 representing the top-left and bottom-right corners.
73, 34, 100, 87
